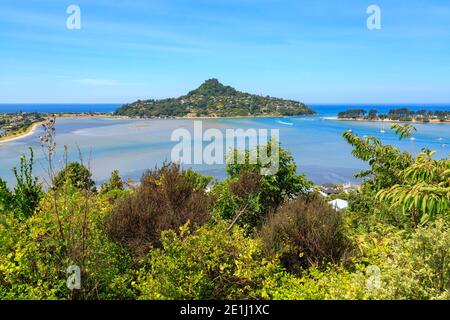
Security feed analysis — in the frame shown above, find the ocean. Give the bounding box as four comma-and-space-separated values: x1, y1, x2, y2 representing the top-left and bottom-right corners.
0, 103, 448, 115
0, 104, 449, 186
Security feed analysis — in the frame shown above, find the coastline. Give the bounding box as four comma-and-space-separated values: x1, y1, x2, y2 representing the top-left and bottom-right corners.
0, 113, 114, 144
324, 116, 450, 124
0, 121, 43, 143
177, 114, 315, 120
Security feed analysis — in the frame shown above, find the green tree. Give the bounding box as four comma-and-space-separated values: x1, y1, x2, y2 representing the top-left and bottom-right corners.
377, 218, 450, 299
53, 162, 96, 192
342, 130, 413, 190
377, 150, 449, 225
0, 190, 134, 300
100, 170, 124, 194
226, 140, 312, 213
211, 170, 264, 231
390, 123, 417, 141
0, 148, 42, 219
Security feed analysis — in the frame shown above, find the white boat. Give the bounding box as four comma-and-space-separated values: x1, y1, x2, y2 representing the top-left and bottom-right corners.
277, 120, 294, 126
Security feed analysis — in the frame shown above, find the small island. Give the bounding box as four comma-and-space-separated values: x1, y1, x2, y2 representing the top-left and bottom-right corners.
336, 108, 450, 123
114, 79, 315, 118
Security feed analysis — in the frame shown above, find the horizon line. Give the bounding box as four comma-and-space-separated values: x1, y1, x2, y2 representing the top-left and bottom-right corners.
1, 102, 450, 105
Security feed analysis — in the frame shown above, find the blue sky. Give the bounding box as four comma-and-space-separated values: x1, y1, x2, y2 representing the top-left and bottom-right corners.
1, 0, 450, 104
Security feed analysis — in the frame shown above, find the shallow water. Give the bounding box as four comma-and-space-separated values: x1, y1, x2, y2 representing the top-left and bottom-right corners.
1, 110, 448, 186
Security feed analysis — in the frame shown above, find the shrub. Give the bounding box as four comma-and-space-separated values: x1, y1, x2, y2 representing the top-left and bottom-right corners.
262, 265, 370, 300
211, 170, 264, 231
135, 221, 286, 300
0, 148, 43, 219
346, 186, 409, 232
0, 189, 134, 300
226, 141, 312, 213
377, 150, 450, 225
100, 170, 125, 194
342, 130, 413, 191
260, 195, 352, 273
106, 163, 213, 258
53, 162, 96, 192
214, 142, 312, 232
375, 218, 450, 299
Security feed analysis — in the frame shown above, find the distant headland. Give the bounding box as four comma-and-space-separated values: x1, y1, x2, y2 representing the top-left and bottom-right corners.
114, 79, 315, 118
334, 108, 450, 123
0, 112, 112, 143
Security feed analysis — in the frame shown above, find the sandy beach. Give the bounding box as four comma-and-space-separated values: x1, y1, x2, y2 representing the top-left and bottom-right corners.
0, 113, 114, 144
0, 121, 43, 144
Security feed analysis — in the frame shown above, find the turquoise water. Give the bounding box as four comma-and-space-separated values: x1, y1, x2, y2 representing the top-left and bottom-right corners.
0, 104, 120, 113
0, 105, 449, 186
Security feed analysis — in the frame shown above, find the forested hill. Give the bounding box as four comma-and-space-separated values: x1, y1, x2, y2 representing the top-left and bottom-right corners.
114, 79, 315, 118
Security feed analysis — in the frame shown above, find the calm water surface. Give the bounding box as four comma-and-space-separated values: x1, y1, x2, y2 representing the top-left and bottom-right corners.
0, 105, 449, 185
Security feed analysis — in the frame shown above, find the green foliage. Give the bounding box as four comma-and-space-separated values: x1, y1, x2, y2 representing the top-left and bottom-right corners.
337, 108, 449, 122
0, 178, 13, 215
346, 186, 409, 231
260, 195, 351, 273
374, 218, 450, 299
211, 171, 264, 231
226, 140, 312, 213
115, 79, 314, 118
337, 109, 366, 119
343, 131, 413, 190
0, 189, 134, 300
390, 123, 417, 140
262, 265, 370, 300
0, 123, 448, 301
100, 170, 124, 194
135, 221, 286, 300
344, 123, 448, 227
106, 163, 213, 257
0, 148, 43, 219
53, 162, 97, 192
368, 109, 377, 120
212, 141, 312, 232
377, 150, 449, 225
267, 218, 450, 300
180, 168, 213, 191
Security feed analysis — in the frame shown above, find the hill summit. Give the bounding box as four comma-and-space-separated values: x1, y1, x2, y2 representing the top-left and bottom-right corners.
187, 78, 237, 97
115, 79, 315, 118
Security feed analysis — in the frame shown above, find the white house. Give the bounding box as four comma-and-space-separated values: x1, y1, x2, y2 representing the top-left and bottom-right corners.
328, 199, 349, 211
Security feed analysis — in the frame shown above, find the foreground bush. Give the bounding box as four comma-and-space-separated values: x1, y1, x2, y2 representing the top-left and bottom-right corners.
212, 170, 264, 231
375, 217, 450, 299
0, 148, 42, 219
106, 163, 213, 258
135, 221, 286, 300
377, 150, 450, 225
260, 195, 352, 273
0, 189, 133, 300
226, 141, 312, 214
53, 162, 97, 192
212, 142, 313, 232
